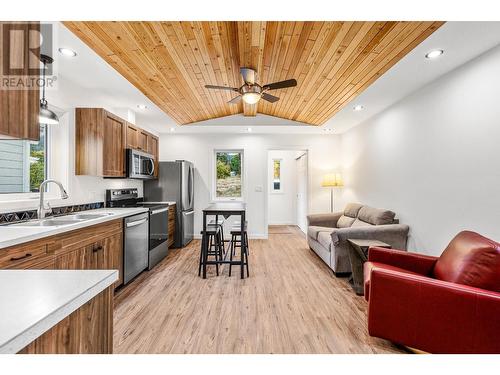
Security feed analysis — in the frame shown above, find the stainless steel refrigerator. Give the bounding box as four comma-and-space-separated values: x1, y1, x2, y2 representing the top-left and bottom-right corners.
144, 160, 194, 248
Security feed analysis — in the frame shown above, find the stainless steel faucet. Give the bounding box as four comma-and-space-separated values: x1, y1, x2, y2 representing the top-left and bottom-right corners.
38, 179, 69, 219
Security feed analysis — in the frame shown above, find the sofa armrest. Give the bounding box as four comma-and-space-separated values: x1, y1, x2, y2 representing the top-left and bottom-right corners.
368, 247, 438, 275
368, 267, 500, 353
306, 212, 342, 228
331, 224, 410, 248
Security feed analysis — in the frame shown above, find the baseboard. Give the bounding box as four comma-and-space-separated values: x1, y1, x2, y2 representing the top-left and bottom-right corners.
268, 222, 297, 226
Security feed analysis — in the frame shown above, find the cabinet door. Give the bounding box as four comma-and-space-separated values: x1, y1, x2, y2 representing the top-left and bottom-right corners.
55, 246, 86, 270
138, 130, 148, 151
0, 22, 40, 140
75, 108, 104, 176
125, 123, 138, 149
106, 232, 123, 288
103, 112, 126, 177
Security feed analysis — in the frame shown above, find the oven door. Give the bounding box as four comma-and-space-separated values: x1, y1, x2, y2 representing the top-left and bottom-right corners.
149, 206, 169, 250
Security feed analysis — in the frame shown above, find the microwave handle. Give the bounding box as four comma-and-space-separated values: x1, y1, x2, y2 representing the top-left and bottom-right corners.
150, 158, 155, 176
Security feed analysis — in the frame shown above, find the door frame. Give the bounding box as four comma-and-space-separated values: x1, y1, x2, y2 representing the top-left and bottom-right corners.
264, 147, 310, 237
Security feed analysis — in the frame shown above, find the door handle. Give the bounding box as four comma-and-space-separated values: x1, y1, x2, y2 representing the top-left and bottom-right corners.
126, 218, 148, 227
151, 207, 169, 215
184, 211, 195, 216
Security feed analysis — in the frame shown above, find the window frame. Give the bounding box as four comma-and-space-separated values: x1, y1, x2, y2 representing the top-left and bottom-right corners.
212, 148, 245, 202
0, 124, 49, 196
271, 158, 283, 193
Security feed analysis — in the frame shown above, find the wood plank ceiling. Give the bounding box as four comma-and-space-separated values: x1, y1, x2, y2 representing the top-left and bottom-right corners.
64, 21, 443, 126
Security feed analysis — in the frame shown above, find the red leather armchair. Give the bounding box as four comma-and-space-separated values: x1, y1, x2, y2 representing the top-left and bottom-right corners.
364, 231, 500, 353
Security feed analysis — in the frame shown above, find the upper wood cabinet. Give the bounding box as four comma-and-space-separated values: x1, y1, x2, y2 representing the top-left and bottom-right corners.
0, 22, 40, 140
76, 108, 126, 177
138, 129, 148, 151
76, 107, 159, 178
125, 122, 138, 149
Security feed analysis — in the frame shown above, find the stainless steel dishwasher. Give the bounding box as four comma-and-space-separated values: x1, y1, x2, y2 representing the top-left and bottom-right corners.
124, 212, 149, 284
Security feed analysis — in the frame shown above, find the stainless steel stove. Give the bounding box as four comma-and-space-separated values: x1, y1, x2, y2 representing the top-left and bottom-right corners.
106, 188, 169, 271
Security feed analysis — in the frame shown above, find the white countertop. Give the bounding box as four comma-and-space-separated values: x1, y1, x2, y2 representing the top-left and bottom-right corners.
145, 201, 176, 206
0, 269, 118, 354
0, 207, 148, 249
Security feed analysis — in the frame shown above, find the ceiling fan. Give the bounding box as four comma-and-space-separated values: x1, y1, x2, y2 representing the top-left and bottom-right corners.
205, 67, 297, 105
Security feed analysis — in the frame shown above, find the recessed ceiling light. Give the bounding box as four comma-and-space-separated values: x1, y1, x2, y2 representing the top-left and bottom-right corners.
137, 104, 148, 110
247, 127, 252, 132
170, 127, 175, 132
58, 47, 77, 57
425, 49, 444, 59
353, 104, 364, 111
323, 128, 333, 132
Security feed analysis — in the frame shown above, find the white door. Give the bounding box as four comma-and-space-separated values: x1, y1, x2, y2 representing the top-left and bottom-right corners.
295, 152, 308, 233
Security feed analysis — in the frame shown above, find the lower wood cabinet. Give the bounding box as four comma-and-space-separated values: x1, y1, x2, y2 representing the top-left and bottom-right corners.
0, 219, 124, 289
167, 204, 176, 248
18, 286, 114, 354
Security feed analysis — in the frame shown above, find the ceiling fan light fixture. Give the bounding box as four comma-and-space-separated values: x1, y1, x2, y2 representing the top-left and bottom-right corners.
242, 92, 261, 105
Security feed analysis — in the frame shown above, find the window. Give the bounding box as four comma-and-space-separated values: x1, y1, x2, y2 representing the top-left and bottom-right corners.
272, 159, 282, 191
0, 125, 48, 193
214, 150, 243, 200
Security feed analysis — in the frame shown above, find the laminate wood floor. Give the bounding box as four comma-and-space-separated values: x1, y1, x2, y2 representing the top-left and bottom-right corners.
113, 226, 406, 354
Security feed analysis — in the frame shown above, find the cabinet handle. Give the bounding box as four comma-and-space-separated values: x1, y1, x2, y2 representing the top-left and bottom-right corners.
10, 253, 32, 261
93, 245, 103, 253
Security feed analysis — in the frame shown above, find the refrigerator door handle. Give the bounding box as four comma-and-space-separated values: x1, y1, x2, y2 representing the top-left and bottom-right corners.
184, 210, 195, 215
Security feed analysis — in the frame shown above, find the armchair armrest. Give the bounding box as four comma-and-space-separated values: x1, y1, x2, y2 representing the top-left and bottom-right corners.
368, 267, 500, 353
307, 212, 342, 228
368, 247, 438, 275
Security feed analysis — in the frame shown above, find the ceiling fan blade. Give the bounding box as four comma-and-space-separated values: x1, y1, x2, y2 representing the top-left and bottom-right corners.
205, 84, 238, 91
240, 67, 256, 85
261, 92, 280, 103
263, 79, 297, 91
228, 95, 242, 104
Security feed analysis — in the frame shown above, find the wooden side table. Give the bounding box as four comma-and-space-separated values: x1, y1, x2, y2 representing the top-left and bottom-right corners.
347, 239, 391, 295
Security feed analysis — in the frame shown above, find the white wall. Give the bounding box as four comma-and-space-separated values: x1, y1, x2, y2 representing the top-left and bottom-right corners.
267, 150, 301, 225
338, 44, 500, 255
159, 134, 340, 238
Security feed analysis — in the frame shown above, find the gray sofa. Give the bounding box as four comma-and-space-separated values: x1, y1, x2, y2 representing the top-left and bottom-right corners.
307, 203, 409, 275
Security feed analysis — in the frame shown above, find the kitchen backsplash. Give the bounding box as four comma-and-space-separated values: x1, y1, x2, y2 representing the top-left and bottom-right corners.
0, 202, 104, 225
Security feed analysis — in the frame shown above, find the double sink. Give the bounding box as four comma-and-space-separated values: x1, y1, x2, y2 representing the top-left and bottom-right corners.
11, 213, 114, 227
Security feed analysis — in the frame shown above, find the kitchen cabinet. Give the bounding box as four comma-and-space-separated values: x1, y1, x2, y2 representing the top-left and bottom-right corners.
125, 122, 139, 149
76, 108, 159, 178
167, 204, 176, 248
1, 219, 124, 290
147, 134, 159, 178
18, 286, 113, 354
75, 108, 126, 177
0, 21, 40, 140
138, 129, 149, 151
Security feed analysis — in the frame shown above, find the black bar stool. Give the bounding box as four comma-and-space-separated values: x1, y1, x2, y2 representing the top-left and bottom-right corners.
233, 220, 249, 255
199, 224, 223, 277
229, 222, 249, 277
208, 216, 226, 254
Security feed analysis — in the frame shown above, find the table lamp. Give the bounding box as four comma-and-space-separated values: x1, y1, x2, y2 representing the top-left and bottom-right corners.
321, 173, 343, 212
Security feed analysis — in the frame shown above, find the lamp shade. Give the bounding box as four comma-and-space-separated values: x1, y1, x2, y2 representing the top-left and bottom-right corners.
321, 173, 343, 187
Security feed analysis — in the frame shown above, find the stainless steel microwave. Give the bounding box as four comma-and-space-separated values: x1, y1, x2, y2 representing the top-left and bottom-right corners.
126, 149, 155, 179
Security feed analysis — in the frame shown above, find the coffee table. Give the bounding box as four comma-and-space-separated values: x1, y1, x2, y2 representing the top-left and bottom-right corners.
347, 239, 391, 295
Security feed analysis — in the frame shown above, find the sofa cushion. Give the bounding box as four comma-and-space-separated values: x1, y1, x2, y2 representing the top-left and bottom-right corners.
358, 206, 395, 225
364, 261, 421, 301
317, 231, 333, 250
351, 218, 373, 227
307, 226, 332, 240
343, 203, 363, 218
433, 231, 500, 292
337, 215, 355, 228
